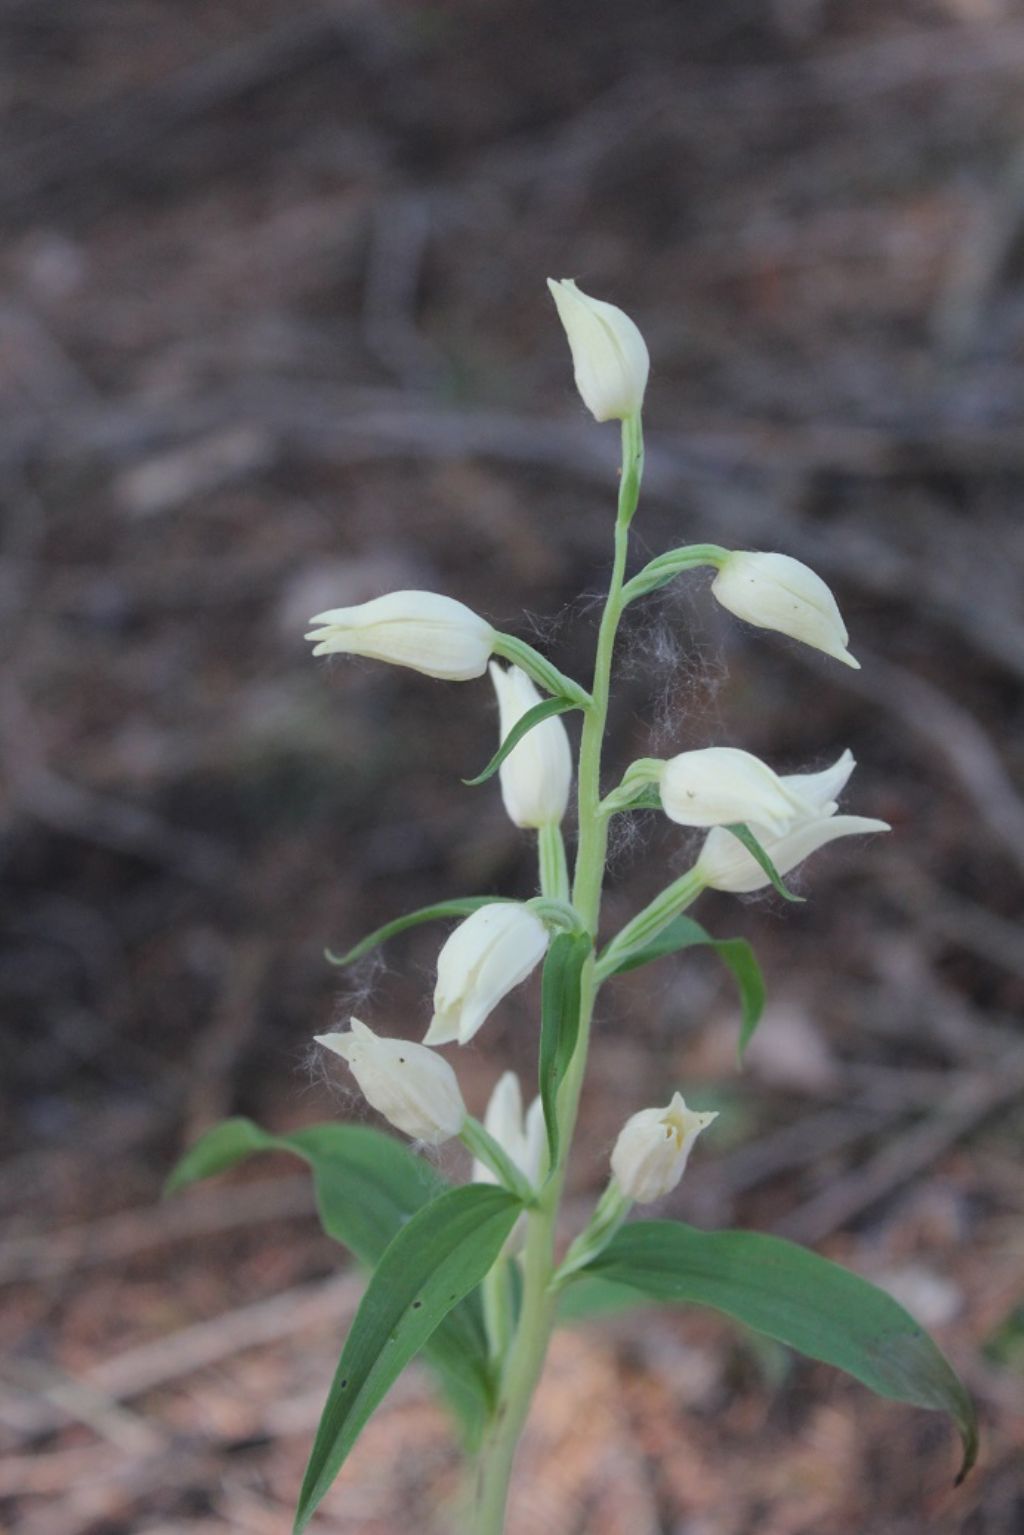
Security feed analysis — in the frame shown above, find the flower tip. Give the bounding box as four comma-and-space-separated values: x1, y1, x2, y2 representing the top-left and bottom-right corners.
315, 1031, 352, 1060
838, 647, 861, 670
422, 1014, 457, 1047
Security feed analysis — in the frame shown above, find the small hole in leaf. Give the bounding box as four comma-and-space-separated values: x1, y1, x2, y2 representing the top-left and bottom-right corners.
412, 1299, 423, 1309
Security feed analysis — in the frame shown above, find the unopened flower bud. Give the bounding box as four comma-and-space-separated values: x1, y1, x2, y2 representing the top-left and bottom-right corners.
489, 662, 572, 829
712, 552, 859, 669
425, 903, 550, 1046
547, 278, 649, 422
695, 749, 889, 894
306, 590, 494, 681
316, 1019, 466, 1145
659, 747, 814, 837
611, 1093, 717, 1204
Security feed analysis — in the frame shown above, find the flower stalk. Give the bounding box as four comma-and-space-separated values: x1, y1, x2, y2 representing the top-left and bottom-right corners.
468, 412, 644, 1532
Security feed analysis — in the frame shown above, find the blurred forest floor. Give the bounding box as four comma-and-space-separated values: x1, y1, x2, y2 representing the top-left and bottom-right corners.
1, 1, 1023, 1531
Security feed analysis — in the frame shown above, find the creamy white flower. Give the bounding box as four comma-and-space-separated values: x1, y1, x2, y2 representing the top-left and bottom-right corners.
316, 1019, 466, 1145
471, 1071, 546, 1190
547, 278, 650, 422
712, 552, 859, 669
611, 1093, 717, 1204
695, 749, 890, 893
305, 590, 494, 681
488, 662, 572, 829
425, 903, 550, 1046
659, 747, 815, 837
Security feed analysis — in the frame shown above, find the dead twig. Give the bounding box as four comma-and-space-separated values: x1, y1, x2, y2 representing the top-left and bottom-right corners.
0, 676, 237, 887
822, 648, 1024, 880
0, 7, 372, 218
2, 1272, 361, 1438
0, 1175, 315, 1285
182, 939, 274, 1144
775, 1049, 1024, 1245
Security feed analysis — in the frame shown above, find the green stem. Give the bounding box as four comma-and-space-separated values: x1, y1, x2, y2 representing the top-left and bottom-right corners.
538, 822, 569, 902
469, 416, 644, 1533
481, 1257, 515, 1364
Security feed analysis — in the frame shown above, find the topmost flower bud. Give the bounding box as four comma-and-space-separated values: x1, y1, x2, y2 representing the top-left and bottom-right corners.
711, 552, 859, 669
305, 590, 494, 682
547, 279, 650, 423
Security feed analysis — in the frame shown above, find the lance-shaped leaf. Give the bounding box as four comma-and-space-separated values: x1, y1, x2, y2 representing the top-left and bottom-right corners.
538, 930, 592, 1165
556, 1274, 651, 1323
325, 897, 507, 967
577, 1221, 977, 1481
463, 696, 580, 787
166, 1119, 491, 1439
294, 1184, 523, 1533
602, 914, 766, 1057
725, 823, 805, 903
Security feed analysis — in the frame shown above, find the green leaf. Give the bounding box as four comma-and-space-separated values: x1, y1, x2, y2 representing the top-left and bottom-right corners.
463, 697, 580, 787
725, 823, 805, 903
556, 1275, 651, 1323
538, 930, 592, 1166
295, 1185, 523, 1533
166, 1119, 490, 1442
325, 897, 505, 967
165, 1116, 279, 1194
603, 915, 766, 1057
579, 1221, 977, 1480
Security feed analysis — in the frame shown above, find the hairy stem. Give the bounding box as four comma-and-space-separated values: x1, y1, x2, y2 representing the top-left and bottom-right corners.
469, 416, 644, 1533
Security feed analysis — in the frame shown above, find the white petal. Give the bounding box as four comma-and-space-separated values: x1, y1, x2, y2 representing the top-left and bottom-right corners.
697, 814, 890, 894
712, 552, 859, 669
547, 278, 649, 422
305, 590, 494, 681
660, 747, 814, 836
782, 750, 856, 814
489, 662, 572, 828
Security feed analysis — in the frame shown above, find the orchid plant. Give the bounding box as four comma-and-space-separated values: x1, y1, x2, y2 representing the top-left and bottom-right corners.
169, 279, 976, 1532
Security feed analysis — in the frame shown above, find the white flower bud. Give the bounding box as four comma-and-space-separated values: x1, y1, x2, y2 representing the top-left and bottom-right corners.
695, 750, 890, 894
471, 1071, 546, 1190
488, 662, 572, 829
424, 903, 550, 1046
305, 590, 494, 681
660, 747, 815, 837
611, 1093, 717, 1204
547, 278, 650, 422
711, 552, 859, 669
316, 1019, 466, 1145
